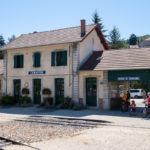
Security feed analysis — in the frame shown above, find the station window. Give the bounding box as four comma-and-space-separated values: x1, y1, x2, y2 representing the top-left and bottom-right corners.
33, 52, 41, 67
51, 51, 67, 66
14, 55, 24, 68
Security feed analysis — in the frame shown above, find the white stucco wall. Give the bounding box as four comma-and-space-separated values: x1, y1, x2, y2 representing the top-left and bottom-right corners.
79, 71, 107, 109
5, 29, 107, 106
6, 43, 73, 103
79, 30, 104, 65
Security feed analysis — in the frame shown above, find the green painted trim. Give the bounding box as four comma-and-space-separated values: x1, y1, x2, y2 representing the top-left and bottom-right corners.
108, 70, 150, 82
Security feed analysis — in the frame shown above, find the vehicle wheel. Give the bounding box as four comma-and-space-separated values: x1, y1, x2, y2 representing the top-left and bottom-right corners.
134, 95, 138, 98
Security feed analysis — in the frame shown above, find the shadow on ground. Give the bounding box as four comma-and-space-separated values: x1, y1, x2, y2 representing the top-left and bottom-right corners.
0, 106, 149, 120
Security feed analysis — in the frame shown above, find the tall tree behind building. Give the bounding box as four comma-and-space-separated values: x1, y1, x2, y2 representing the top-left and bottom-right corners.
0, 35, 5, 59
0, 35, 5, 48
108, 26, 128, 49
8, 35, 16, 43
128, 34, 137, 45
92, 10, 107, 37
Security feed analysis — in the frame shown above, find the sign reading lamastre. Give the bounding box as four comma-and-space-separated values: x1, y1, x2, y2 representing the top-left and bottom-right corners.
28, 70, 46, 75
117, 77, 140, 81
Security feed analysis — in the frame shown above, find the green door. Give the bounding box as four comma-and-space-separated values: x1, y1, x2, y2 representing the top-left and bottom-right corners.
33, 79, 41, 104
14, 79, 21, 103
55, 78, 64, 105
86, 78, 97, 107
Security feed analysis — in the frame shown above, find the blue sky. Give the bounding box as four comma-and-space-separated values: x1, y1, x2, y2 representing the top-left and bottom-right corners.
0, 0, 150, 41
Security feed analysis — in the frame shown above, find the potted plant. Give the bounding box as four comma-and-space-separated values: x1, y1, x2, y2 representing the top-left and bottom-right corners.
42, 88, 53, 107
18, 96, 32, 107
22, 88, 30, 96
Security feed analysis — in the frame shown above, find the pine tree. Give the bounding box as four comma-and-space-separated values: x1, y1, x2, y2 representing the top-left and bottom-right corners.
0, 35, 5, 47
92, 10, 107, 37
8, 35, 16, 43
108, 26, 128, 49
129, 34, 137, 45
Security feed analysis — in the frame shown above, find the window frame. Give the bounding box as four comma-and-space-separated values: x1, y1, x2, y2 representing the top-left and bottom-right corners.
14, 54, 24, 69
51, 50, 67, 67
33, 52, 41, 68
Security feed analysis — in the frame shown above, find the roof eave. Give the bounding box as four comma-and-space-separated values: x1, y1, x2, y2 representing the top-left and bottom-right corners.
0, 41, 80, 51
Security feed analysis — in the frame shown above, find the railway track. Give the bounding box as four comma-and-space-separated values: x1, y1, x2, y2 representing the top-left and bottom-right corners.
15, 116, 111, 129
0, 138, 12, 149
0, 116, 111, 149
0, 136, 40, 150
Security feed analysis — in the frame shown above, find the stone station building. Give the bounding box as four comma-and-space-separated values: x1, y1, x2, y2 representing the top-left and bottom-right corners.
1, 20, 150, 110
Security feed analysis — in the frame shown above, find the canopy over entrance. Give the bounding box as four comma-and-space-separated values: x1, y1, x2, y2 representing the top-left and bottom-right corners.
108, 70, 150, 82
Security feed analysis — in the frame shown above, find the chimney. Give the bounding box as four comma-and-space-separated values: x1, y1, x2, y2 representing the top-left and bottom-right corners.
81, 19, 86, 37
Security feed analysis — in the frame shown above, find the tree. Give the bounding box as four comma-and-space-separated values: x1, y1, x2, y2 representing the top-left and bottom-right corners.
0, 35, 5, 47
129, 34, 137, 45
92, 10, 107, 37
137, 35, 150, 43
8, 34, 16, 43
108, 26, 128, 49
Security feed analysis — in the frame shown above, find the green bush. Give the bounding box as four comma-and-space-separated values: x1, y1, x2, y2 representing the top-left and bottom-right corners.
22, 88, 30, 95
18, 96, 32, 105
73, 103, 87, 110
0, 95, 15, 105
42, 88, 51, 95
42, 97, 53, 106
61, 97, 74, 109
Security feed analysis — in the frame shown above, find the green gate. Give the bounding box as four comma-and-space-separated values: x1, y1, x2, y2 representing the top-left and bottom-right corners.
33, 79, 41, 104
55, 78, 64, 105
86, 78, 97, 107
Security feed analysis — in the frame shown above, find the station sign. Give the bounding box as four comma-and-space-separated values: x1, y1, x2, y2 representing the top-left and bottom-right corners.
117, 77, 140, 81
28, 70, 46, 75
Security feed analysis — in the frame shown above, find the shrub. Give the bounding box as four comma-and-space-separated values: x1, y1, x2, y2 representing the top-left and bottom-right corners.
73, 103, 87, 110
0, 95, 15, 105
18, 96, 32, 105
61, 97, 74, 109
41, 97, 53, 107
42, 88, 51, 95
22, 88, 30, 95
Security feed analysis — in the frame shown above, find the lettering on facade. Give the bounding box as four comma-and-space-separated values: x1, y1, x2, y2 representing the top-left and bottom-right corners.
117, 77, 140, 81
28, 70, 46, 75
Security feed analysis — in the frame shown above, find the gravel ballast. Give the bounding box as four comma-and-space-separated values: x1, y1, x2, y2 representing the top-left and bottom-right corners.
0, 121, 82, 143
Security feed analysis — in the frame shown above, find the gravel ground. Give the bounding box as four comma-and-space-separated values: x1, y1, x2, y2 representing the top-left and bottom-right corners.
4, 125, 150, 150
0, 106, 150, 150
0, 121, 82, 143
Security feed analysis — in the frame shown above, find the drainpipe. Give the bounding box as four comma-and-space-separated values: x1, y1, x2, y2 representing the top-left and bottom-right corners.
3, 51, 8, 94
5, 52, 7, 94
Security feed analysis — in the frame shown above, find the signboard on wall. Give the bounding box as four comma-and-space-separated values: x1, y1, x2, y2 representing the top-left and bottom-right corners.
108, 70, 150, 82
28, 70, 46, 75
117, 77, 140, 81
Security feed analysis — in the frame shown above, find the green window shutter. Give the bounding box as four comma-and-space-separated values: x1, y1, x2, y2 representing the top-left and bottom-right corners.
36, 53, 40, 67
51, 52, 55, 66
34, 52, 40, 67
34, 53, 36, 67
14, 55, 17, 68
63, 51, 67, 66
20, 55, 24, 68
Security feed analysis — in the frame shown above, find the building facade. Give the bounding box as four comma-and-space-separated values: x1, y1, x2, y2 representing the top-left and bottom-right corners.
1, 20, 109, 108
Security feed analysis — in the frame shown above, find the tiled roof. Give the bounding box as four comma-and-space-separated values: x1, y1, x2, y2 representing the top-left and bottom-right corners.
0, 24, 108, 50
80, 51, 103, 70
145, 38, 150, 41
94, 48, 150, 71
0, 60, 3, 75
